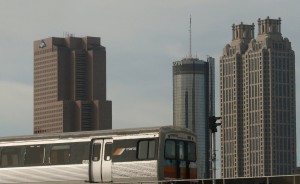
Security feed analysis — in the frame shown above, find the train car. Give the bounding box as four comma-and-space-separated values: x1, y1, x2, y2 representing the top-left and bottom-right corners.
0, 126, 197, 183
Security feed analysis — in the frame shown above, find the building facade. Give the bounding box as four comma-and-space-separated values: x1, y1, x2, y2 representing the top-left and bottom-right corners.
220, 17, 296, 178
34, 36, 112, 134
173, 56, 215, 178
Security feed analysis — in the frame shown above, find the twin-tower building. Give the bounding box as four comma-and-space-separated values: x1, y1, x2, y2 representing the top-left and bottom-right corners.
173, 17, 295, 178
220, 17, 295, 177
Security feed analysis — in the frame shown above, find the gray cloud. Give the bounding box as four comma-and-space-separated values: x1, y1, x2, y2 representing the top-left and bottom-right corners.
0, 81, 33, 136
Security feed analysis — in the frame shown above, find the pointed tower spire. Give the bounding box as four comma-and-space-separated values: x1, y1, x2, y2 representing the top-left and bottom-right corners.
189, 15, 192, 58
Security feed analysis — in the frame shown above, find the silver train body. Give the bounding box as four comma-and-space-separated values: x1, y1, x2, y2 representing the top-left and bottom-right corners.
0, 126, 197, 183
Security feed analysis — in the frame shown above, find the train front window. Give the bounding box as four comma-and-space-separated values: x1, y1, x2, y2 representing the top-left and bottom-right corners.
187, 142, 196, 162
164, 140, 176, 159
178, 141, 185, 160
165, 139, 196, 161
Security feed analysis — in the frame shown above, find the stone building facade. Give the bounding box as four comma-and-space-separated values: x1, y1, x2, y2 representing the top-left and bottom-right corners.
220, 17, 296, 177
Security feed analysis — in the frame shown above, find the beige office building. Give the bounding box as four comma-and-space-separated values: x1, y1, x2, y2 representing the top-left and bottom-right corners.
34, 36, 112, 134
220, 17, 296, 178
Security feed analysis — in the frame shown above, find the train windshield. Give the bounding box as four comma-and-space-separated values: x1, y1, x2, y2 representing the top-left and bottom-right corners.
164, 139, 197, 179
164, 139, 196, 162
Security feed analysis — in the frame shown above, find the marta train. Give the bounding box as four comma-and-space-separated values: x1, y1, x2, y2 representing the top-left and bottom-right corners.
0, 126, 197, 183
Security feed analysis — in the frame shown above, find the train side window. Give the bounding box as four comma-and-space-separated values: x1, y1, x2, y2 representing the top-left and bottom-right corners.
148, 140, 155, 159
0, 147, 21, 167
24, 145, 45, 166
138, 140, 156, 160
70, 142, 90, 164
50, 145, 70, 165
187, 142, 196, 162
138, 140, 148, 159
92, 143, 101, 161
104, 143, 112, 161
164, 140, 176, 159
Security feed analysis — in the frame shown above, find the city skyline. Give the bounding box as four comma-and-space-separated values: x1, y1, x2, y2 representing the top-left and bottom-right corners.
0, 0, 300, 168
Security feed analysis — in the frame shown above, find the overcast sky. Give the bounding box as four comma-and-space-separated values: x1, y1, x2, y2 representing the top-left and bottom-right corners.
0, 0, 300, 167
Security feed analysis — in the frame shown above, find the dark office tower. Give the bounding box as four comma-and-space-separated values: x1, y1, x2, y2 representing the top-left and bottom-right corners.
34, 36, 112, 134
173, 56, 215, 178
220, 17, 296, 178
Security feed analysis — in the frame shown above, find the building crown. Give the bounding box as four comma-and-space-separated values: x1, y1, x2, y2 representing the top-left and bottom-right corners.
258, 17, 282, 35
231, 22, 255, 41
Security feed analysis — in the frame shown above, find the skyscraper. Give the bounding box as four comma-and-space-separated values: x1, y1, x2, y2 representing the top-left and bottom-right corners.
173, 56, 215, 178
220, 17, 296, 177
34, 36, 112, 134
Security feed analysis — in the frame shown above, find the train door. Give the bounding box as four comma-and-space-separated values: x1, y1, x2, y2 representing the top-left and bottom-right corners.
90, 138, 113, 183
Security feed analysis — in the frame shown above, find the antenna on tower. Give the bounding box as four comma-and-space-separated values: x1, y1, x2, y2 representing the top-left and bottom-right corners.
189, 15, 192, 58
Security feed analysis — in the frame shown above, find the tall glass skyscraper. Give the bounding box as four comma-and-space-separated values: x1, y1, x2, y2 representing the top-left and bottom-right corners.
173, 56, 215, 178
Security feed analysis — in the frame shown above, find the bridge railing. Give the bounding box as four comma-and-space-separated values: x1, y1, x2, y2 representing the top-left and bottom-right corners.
111, 175, 300, 184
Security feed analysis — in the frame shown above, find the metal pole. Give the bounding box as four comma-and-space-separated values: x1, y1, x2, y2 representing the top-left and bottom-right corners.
212, 131, 216, 184
209, 116, 221, 184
